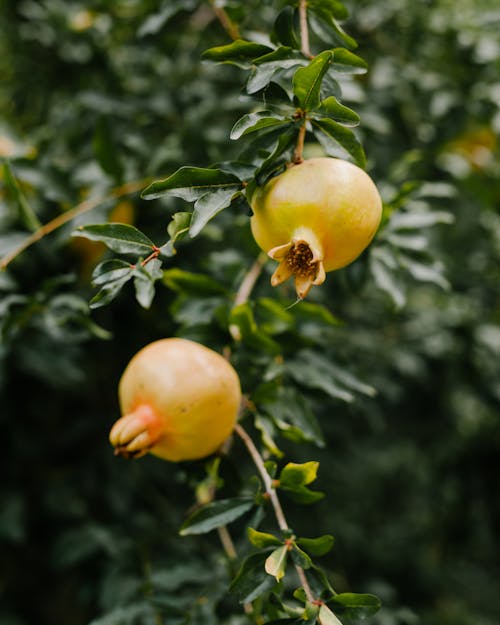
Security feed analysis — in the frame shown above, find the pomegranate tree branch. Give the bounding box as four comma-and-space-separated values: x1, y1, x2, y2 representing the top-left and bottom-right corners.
229, 252, 268, 341
299, 0, 312, 59
0, 178, 150, 271
234, 423, 316, 603
209, 0, 240, 41
292, 122, 307, 164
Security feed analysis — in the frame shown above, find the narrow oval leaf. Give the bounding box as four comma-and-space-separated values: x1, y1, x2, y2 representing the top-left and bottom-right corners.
247, 527, 283, 548
162, 268, 226, 295
73, 223, 155, 255
319, 604, 344, 625
312, 118, 366, 168
273, 6, 300, 48
309, 0, 348, 20
202, 40, 273, 67
2, 161, 41, 231
179, 497, 253, 536
331, 593, 381, 618
280, 461, 319, 488
160, 211, 191, 257
293, 50, 334, 111
291, 544, 312, 569
297, 535, 335, 556
265, 545, 288, 581
332, 48, 368, 74
92, 259, 132, 286
189, 186, 240, 237
316, 96, 360, 126
141, 167, 241, 201
230, 552, 277, 603
230, 112, 287, 140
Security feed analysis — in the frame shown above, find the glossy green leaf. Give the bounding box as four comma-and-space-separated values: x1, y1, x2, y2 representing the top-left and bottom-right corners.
179, 497, 254, 536
273, 6, 300, 48
2, 161, 41, 231
309, 0, 349, 20
309, 10, 357, 50
247, 527, 283, 549
92, 259, 132, 286
254, 415, 284, 458
73, 223, 155, 255
319, 604, 344, 625
141, 167, 241, 201
229, 303, 281, 354
89, 275, 132, 309
297, 535, 335, 556
202, 39, 273, 68
331, 593, 381, 618
230, 111, 288, 140
316, 96, 360, 126
162, 268, 226, 295
290, 543, 312, 569
312, 118, 366, 168
332, 48, 368, 74
265, 545, 288, 581
280, 462, 319, 488
132, 259, 163, 309
230, 552, 277, 603
189, 186, 240, 237
293, 50, 334, 110
160, 212, 191, 257
247, 59, 304, 94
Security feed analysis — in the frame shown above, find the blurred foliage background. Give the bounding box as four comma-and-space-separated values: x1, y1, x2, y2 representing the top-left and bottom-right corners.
1, 1, 499, 624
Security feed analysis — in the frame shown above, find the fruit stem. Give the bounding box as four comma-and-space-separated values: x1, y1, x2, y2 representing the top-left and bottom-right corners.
292, 121, 307, 165
234, 423, 316, 604
299, 0, 313, 59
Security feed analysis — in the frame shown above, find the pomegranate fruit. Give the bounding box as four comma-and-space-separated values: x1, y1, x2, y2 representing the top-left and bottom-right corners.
250, 157, 382, 298
109, 338, 241, 462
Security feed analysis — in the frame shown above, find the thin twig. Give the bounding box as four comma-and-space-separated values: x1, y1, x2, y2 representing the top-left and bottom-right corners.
299, 0, 312, 58
209, 0, 240, 40
229, 252, 268, 341
234, 423, 316, 603
292, 122, 307, 164
0, 178, 150, 271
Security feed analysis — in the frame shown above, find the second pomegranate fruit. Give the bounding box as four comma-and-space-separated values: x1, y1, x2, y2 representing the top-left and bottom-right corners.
250, 157, 383, 299
109, 338, 241, 462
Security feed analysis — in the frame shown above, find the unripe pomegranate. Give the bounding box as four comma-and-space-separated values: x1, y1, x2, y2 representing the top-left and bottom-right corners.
109, 338, 241, 462
250, 157, 382, 299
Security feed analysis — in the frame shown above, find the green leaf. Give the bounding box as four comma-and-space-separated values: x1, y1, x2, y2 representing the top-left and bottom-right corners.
297, 535, 335, 556
293, 50, 334, 111
319, 604, 344, 625
92, 259, 132, 286
89, 275, 132, 309
399, 256, 450, 290
190, 186, 240, 237
160, 212, 191, 257
308, 0, 349, 21
332, 48, 368, 74
254, 415, 284, 458
312, 118, 366, 168
265, 545, 288, 581
138, 0, 197, 37
273, 6, 300, 48
202, 39, 273, 68
141, 166, 241, 201
73, 223, 155, 255
388, 210, 454, 230
291, 543, 312, 569
132, 259, 163, 309
2, 161, 41, 231
179, 497, 254, 536
280, 461, 319, 488
93, 117, 124, 182
230, 111, 288, 140
229, 303, 281, 354
247, 527, 283, 549
247, 59, 304, 94
330, 593, 381, 618
230, 552, 277, 603
370, 249, 406, 309
309, 10, 357, 50
162, 268, 226, 295
316, 96, 360, 126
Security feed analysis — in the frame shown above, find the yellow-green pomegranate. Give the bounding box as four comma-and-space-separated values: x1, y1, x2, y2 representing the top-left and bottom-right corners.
250, 157, 382, 298
109, 338, 241, 462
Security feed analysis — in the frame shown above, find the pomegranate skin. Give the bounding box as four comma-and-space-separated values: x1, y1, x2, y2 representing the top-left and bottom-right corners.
110, 338, 241, 462
250, 158, 382, 297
